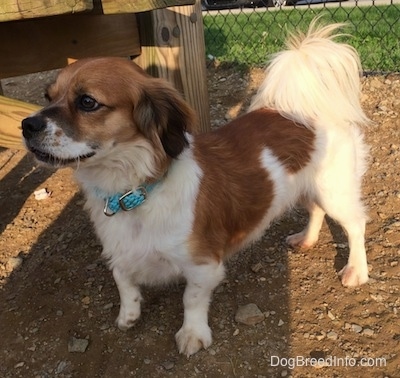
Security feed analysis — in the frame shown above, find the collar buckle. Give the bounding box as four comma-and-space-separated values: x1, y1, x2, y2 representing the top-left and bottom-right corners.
118, 186, 147, 211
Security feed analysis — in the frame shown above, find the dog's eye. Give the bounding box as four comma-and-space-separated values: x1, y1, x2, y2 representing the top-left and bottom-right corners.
78, 95, 100, 112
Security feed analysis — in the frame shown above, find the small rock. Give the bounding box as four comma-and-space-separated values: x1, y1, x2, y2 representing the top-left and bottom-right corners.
6, 256, 23, 271
34, 188, 52, 200
370, 293, 384, 302
327, 310, 336, 320
235, 303, 265, 325
278, 319, 285, 326
224, 111, 233, 121
327, 331, 338, 340
81, 296, 91, 305
215, 285, 224, 294
251, 262, 263, 273
362, 328, 374, 336
316, 331, 326, 341
370, 78, 383, 89
103, 302, 113, 310
208, 348, 216, 356
68, 337, 89, 353
313, 360, 328, 369
161, 360, 174, 370
55, 361, 69, 374
86, 263, 98, 271
351, 324, 363, 333
377, 212, 387, 219
14, 362, 24, 368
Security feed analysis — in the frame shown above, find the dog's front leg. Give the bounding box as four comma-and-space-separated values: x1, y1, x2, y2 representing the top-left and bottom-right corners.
175, 262, 225, 357
112, 267, 142, 331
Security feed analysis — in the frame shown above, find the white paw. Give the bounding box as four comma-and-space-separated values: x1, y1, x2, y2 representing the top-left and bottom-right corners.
339, 265, 369, 287
115, 307, 141, 331
175, 324, 212, 357
286, 231, 317, 250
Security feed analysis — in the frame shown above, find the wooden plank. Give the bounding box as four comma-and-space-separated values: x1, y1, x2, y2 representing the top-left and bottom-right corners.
101, 0, 195, 14
0, 0, 93, 22
0, 96, 40, 149
0, 13, 140, 79
134, 1, 210, 133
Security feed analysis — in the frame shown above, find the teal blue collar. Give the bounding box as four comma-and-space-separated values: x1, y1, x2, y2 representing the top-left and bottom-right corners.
100, 182, 158, 216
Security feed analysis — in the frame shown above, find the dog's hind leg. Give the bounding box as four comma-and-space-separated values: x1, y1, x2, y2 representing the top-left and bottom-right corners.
175, 262, 225, 356
112, 267, 143, 331
286, 202, 326, 249
319, 193, 369, 287
338, 218, 369, 287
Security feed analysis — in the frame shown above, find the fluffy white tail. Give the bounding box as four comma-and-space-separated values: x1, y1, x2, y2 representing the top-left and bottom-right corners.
249, 19, 369, 129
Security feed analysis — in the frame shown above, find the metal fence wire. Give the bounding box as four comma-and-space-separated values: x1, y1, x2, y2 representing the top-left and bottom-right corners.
202, 1, 400, 73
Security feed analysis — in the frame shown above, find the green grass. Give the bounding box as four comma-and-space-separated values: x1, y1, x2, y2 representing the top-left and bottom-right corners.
203, 5, 400, 72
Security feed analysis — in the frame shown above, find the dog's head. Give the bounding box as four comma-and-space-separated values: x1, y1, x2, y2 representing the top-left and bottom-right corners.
22, 58, 194, 170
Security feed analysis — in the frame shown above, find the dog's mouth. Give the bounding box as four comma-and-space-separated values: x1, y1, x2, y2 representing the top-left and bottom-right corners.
29, 146, 96, 167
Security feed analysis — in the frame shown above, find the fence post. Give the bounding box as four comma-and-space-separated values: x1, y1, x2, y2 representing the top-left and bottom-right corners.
134, 1, 210, 133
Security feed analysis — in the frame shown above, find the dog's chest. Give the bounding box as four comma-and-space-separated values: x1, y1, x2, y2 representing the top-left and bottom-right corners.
85, 190, 196, 284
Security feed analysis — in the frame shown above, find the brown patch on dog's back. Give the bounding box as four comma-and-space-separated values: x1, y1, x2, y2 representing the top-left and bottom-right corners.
189, 109, 315, 263
252, 109, 316, 173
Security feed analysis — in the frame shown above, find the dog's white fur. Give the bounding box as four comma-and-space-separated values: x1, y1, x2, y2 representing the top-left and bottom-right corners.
22, 20, 370, 356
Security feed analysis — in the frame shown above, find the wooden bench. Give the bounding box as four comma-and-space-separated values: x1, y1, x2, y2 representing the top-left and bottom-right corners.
0, 0, 210, 149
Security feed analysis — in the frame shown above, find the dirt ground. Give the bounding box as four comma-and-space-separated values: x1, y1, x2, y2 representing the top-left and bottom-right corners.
0, 66, 399, 378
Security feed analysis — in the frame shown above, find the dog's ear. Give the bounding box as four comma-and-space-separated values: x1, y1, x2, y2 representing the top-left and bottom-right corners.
134, 80, 195, 158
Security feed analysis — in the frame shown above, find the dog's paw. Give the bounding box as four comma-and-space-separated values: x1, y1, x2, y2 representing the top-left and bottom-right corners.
286, 231, 317, 250
339, 265, 369, 287
175, 324, 212, 357
115, 309, 141, 331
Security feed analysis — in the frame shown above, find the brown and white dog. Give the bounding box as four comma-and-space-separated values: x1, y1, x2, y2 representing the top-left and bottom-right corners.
22, 21, 370, 356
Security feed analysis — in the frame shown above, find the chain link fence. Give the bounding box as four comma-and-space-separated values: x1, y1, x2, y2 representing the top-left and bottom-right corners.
202, 1, 400, 73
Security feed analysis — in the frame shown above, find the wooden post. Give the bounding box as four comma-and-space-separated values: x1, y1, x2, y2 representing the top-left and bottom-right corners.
134, 1, 210, 133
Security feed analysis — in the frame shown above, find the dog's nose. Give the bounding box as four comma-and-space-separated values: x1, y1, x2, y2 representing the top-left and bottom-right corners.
22, 116, 46, 139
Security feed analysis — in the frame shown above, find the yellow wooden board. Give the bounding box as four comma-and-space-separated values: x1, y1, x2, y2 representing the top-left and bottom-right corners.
0, 96, 40, 150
